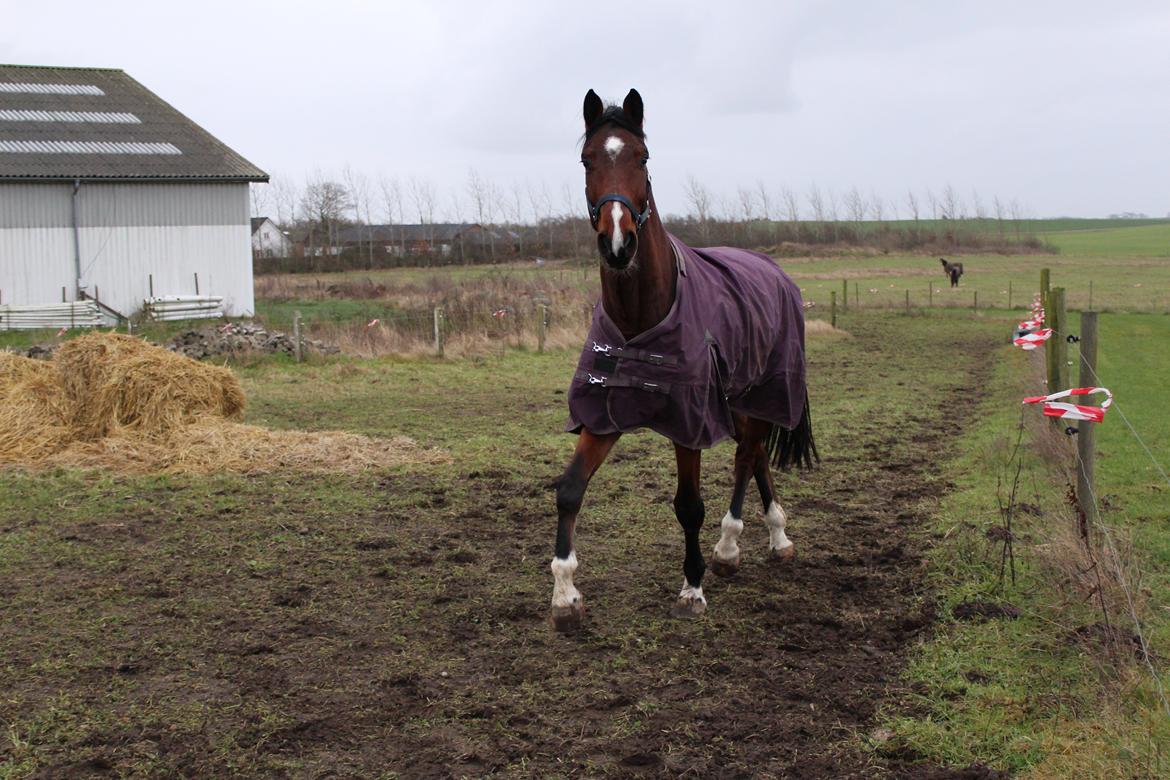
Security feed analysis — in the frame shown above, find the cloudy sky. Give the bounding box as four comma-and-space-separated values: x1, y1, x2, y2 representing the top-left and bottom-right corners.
4, 0, 1168, 220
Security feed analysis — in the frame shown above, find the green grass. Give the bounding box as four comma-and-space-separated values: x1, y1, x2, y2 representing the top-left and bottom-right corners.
881, 312, 1170, 777
1042, 224, 1170, 257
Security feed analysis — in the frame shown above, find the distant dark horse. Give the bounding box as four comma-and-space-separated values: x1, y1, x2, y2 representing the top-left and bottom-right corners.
550, 89, 817, 631
940, 257, 963, 287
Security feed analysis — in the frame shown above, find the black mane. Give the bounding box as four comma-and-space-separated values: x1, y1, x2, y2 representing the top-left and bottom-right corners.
584, 105, 646, 142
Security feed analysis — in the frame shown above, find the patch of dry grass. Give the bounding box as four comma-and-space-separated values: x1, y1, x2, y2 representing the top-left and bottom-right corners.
0, 334, 447, 475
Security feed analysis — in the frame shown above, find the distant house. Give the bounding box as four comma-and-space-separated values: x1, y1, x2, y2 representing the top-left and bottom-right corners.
251, 217, 291, 257
0, 63, 267, 318
335, 223, 516, 257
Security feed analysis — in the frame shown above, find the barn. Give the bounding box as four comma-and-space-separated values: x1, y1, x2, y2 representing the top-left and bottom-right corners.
0, 64, 267, 323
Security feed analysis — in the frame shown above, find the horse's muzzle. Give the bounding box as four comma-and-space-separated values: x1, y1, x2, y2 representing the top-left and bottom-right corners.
598, 230, 638, 271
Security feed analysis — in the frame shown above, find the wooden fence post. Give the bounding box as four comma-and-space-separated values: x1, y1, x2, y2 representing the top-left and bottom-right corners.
1046, 287, 1068, 393
854, 282, 859, 309
293, 310, 303, 363
1088, 280, 1093, 311
538, 304, 548, 353
841, 279, 848, 312
928, 281, 933, 307
1008, 280, 1012, 311
905, 289, 910, 312
830, 291, 837, 328
434, 306, 444, 357
1039, 267, 1050, 311
973, 290, 978, 311
1076, 311, 1098, 527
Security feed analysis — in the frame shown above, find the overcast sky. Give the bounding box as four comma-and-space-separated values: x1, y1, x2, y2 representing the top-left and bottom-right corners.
4, 1, 1168, 220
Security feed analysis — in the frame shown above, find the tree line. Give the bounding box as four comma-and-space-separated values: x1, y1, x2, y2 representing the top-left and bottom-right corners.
251, 168, 1050, 272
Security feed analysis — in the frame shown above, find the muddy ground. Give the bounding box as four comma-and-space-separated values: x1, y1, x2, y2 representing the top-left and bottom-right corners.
1, 316, 1009, 778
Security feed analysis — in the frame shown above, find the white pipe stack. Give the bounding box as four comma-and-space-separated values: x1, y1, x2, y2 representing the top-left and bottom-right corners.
144, 295, 225, 322
0, 301, 109, 330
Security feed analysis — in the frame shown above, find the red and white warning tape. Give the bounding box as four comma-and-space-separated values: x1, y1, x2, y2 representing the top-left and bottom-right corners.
1023, 386, 1112, 423
1013, 328, 1052, 350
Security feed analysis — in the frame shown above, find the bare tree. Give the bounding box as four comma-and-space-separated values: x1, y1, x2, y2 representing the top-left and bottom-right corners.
757, 180, 777, 243
782, 185, 800, 224
448, 190, 467, 263
506, 181, 527, 257
249, 183, 270, 219
528, 181, 555, 256
926, 188, 939, 220
1009, 198, 1024, 240
300, 170, 351, 264
905, 189, 920, 223
807, 184, 826, 241
466, 168, 491, 261
409, 177, 437, 262
993, 194, 1006, 234
271, 174, 299, 230
684, 175, 713, 244
940, 183, 959, 221
826, 188, 840, 241
970, 188, 987, 222
343, 165, 374, 268
378, 175, 406, 258
869, 190, 885, 223
844, 186, 866, 224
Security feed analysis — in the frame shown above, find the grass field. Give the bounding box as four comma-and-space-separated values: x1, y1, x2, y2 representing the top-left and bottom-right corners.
876, 311, 1170, 778
2, 227, 1168, 776
2, 314, 1015, 778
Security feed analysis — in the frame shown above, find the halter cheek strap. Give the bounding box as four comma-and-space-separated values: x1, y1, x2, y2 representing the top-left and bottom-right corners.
586, 178, 653, 230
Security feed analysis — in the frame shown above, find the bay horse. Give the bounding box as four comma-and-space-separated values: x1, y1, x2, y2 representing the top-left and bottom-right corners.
940, 257, 963, 287
550, 88, 817, 632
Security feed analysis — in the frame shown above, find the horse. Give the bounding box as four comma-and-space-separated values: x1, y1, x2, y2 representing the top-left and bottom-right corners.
549, 88, 817, 632
940, 257, 963, 287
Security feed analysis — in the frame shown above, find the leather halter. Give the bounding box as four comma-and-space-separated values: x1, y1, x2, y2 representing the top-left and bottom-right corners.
586, 177, 653, 230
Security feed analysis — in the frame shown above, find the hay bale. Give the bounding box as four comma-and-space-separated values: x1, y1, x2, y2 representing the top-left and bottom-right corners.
1, 335, 447, 475
0, 352, 72, 463
55, 333, 244, 439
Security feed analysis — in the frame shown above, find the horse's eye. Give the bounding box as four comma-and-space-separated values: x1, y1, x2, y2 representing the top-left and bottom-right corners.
640, 156, 650, 167
581, 159, 592, 171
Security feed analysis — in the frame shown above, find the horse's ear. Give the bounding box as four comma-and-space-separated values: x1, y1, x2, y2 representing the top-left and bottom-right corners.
622, 89, 644, 129
583, 89, 604, 129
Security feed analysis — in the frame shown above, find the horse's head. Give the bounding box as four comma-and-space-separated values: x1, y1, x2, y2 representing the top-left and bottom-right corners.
581, 88, 652, 272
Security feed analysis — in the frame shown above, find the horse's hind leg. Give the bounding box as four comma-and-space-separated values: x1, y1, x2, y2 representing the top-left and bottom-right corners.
550, 429, 620, 632
754, 443, 795, 561
709, 416, 770, 577
671, 443, 708, 618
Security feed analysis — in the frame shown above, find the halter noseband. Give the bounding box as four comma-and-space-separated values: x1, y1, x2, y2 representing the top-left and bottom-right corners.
587, 178, 653, 230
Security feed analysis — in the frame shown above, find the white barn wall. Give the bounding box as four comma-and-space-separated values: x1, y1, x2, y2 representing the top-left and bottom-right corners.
0, 182, 254, 316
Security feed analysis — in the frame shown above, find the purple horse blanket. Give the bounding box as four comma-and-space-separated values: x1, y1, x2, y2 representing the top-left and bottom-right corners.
566, 236, 807, 449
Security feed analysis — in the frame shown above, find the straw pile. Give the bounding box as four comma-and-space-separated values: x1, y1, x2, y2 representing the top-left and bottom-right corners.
0, 333, 447, 475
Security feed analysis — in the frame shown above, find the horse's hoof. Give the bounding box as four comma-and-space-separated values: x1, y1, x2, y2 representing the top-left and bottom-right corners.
708, 554, 740, 578
670, 596, 707, 620
550, 603, 585, 633
769, 543, 795, 562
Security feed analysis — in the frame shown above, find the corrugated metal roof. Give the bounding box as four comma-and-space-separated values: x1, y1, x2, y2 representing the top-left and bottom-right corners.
0, 64, 268, 182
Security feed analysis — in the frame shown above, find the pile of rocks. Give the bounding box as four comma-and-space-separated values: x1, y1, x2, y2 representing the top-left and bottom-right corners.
167, 323, 339, 360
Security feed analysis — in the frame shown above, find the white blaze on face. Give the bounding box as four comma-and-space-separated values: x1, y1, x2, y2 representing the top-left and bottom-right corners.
604, 135, 624, 163
610, 202, 624, 255
550, 551, 582, 609
765, 501, 793, 552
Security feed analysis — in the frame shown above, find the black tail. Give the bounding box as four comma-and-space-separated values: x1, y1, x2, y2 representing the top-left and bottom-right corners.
766, 392, 819, 471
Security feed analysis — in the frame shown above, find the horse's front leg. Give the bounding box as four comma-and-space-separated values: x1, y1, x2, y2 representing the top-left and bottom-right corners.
551, 429, 620, 632
671, 444, 707, 618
